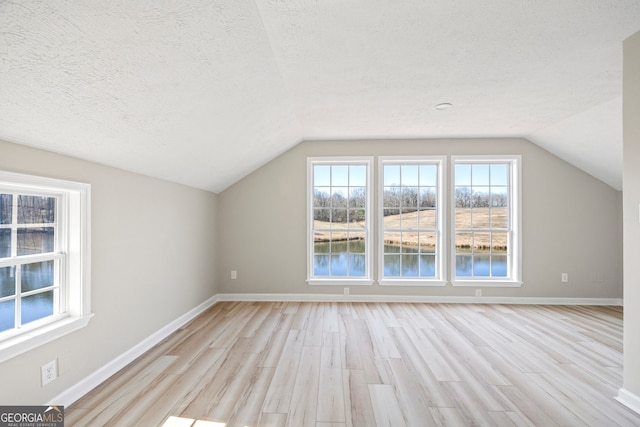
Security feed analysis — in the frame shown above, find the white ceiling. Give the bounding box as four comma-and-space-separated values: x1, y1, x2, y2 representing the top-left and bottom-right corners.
1, 1, 639, 192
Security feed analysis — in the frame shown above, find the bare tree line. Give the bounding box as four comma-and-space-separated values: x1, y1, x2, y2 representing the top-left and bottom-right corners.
455, 187, 508, 208
0, 194, 55, 224
313, 185, 508, 224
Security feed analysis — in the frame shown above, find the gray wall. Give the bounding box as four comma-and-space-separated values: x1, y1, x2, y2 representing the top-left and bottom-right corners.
218, 137, 622, 299
0, 139, 219, 404
623, 31, 640, 400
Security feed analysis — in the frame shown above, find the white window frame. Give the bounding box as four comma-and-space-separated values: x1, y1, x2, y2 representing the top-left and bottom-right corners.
0, 171, 92, 363
378, 156, 446, 286
307, 157, 373, 285
450, 155, 522, 287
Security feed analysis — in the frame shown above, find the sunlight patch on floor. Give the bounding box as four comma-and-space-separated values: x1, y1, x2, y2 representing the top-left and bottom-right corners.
161, 416, 229, 427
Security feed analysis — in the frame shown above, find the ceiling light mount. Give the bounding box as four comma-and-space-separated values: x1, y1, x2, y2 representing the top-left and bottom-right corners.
434, 103, 453, 111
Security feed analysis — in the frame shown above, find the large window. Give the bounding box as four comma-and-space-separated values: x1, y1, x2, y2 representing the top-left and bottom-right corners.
379, 157, 445, 284
0, 171, 91, 362
452, 156, 521, 286
307, 158, 372, 284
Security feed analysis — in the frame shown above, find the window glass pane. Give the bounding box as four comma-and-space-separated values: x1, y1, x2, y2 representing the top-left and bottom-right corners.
401, 208, 419, 230
383, 232, 401, 249
419, 255, 436, 277
419, 188, 436, 208
383, 188, 400, 209
313, 188, 330, 208
384, 254, 401, 276
17, 195, 55, 224
314, 165, 331, 186
347, 234, 365, 252
0, 229, 10, 258
455, 164, 471, 186
419, 165, 437, 186
474, 232, 491, 254
418, 233, 436, 253
349, 165, 367, 186
401, 254, 419, 276
490, 187, 508, 207
471, 207, 490, 228
401, 232, 419, 253
0, 266, 15, 298
492, 255, 508, 277
455, 187, 471, 208
418, 209, 436, 229
383, 208, 400, 223
401, 187, 418, 208
21, 290, 54, 325
384, 165, 400, 186
21, 261, 54, 292
401, 165, 419, 186
456, 255, 472, 276
348, 187, 366, 208
472, 164, 490, 186
332, 165, 349, 186
348, 209, 366, 227
314, 208, 330, 223
330, 252, 348, 276
17, 227, 54, 255
1, 194, 12, 224
0, 300, 15, 332
348, 254, 366, 276
473, 255, 491, 276
472, 187, 490, 208
492, 232, 509, 253
314, 254, 331, 276
456, 232, 472, 254
491, 164, 508, 186
455, 207, 471, 229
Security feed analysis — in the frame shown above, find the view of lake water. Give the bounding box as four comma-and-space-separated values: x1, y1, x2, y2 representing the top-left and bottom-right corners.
0, 262, 54, 333
314, 241, 507, 278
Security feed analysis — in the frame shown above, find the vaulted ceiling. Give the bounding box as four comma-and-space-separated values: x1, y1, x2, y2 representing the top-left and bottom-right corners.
1, 1, 639, 192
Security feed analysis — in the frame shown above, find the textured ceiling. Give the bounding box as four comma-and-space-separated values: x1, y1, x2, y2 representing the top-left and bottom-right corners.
1, 0, 639, 192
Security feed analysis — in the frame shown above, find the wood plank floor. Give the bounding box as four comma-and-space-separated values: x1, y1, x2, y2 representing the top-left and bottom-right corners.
66, 302, 640, 426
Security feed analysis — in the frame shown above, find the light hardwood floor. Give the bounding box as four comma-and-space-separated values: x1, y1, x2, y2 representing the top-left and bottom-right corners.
66, 302, 640, 426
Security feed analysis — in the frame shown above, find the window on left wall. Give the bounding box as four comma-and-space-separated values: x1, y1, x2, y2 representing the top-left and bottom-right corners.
0, 171, 91, 363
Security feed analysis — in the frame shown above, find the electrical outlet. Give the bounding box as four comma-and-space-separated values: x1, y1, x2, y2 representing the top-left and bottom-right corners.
561, 273, 569, 283
231, 270, 237, 280
475, 289, 482, 297
41, 359, 57, 386
344, 287, 350, 296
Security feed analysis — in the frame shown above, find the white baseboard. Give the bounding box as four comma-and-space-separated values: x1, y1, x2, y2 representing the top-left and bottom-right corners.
217, 293, 623, 306
48, 294, 219, 407
616, 388, 640, 415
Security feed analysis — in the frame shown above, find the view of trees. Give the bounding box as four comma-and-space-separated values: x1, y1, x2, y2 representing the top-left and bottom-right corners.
0, 194, 55, 224
455, 187, 508, 208
313, 187, 366, 223
382, 186, 436, 216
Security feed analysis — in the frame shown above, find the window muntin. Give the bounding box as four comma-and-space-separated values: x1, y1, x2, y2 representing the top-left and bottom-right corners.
379, 157, 445, 284
308, 158, 372, 283
452, 156, 521, 285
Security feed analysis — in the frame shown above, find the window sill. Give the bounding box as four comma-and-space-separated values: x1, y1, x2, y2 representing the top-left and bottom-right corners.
0, 314, 94, 363
378, 279, 447, 287
307, 278, 374, 286
452, 280, 523, 288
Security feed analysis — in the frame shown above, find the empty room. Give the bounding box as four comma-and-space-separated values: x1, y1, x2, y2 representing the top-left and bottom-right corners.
1, 1, 640, 426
